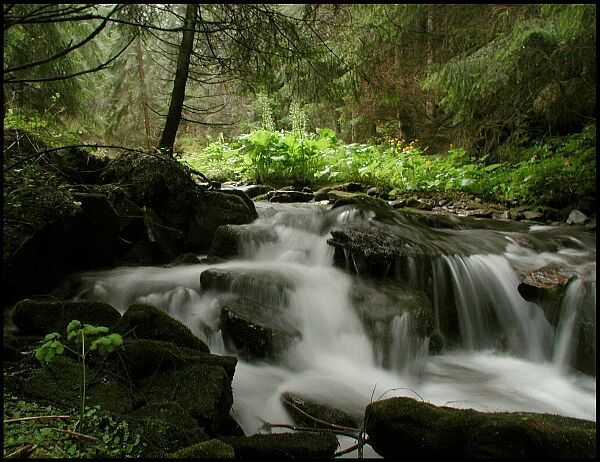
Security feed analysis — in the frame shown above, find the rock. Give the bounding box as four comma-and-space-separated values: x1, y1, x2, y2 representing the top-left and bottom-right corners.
566, 209, 589, 225
200, 267, 294, 308
185, 191, 258, 253
239, 184, 275, 199
139, 363, 234, 436
405, 197, 433, 211
365, 397, 596, 459
218, 189, 259, 220
135, 206, 184, 263
517, 265, 577, 326
129, 402, 209, 456
267, 190, 314, 203
168, 439, 235, 459
522, 210, 545, 221
334, 182, 366, 193
114, 304, 210, 352
208, 224, 277, 259
20, 355, 135, 415
119, 339, 236, 381
46, 147, 110, 185
350, 278, 442, 362
12, 299, 121, 335
281, 392, 362, 429
313, 186, 333, 201
218, 296, 300, 361
4, 188, 122, 305
101, 152, 201, 232
219, 432, 339, 459
164, 252, 200, 267
459, 209, 494, 218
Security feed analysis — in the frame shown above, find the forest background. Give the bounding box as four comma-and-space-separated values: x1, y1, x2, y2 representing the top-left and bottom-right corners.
4, 3, 596, 209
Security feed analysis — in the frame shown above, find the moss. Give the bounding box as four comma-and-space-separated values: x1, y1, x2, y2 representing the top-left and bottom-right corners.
428, 331, 445, 355
139, 364, 233, 435
330, 192, 390, 209
168, 439, 235, 458
220, 432, 339, 458
12, 299, 122, 335
22, 355, 135, 415
114, 303, 209, 352
120, 338, 237, 381
365, 397, 596, 458
128, 402, 209, 457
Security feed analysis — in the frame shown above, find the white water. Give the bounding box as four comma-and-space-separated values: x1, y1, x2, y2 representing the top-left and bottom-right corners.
67, 202, 596, 455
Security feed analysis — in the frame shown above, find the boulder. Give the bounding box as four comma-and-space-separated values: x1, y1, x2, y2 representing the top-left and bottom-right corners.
45, 147, 110, 185
185, 191, 258, 253
238, 183, 275, 199
566, 209, 589, 225
18, 355, 136, 415
164, 252, 200, 267
12, 299, 121, 335
200, 267, 294, 308
267, 190, 314, 203
329, 191, 390, 209
281, 392, 361, 430
119, 339, 236, 381
3, 187, 122, 305
129, 402, 209, 456
139, 363, 234, 436
517, 264, 577, 326
218, 296, 300, 361
219, 432, 339, 459
208, 224, 277, 259
100, 152, 200, 232
114, 304, 210, 352
168, 439, 235, 459
365, 397, 596, 458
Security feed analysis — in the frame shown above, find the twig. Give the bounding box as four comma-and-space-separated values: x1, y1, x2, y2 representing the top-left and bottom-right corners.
334, 443, 360, 457
376, 387, 425, 402
4, 415, 71, 424
6, 443, 38, 458
262, 422, 359, 440
51, 428, 99, 442
281, 397, 359, 433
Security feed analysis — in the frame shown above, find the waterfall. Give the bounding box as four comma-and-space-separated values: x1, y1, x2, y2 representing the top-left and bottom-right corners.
68, 202, 596, 438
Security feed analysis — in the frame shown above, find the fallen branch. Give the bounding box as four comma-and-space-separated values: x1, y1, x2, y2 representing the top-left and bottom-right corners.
334, 443, 360, 457
51, 428, 99, 442
6, 443, 38, 458
260, 421, 359, 440
4, 415, 71, 424
281, 396, 360, 433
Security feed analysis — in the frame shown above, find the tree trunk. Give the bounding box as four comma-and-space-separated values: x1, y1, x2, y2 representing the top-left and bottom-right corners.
425, 7, 436, 120
157, 4, 197, 155
135, 34, 152, 151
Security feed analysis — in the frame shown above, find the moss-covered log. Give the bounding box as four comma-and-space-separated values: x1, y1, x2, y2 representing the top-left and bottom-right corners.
365, 397, 596, 458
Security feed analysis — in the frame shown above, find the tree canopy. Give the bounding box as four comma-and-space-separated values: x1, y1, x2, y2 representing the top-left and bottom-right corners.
3, 4, 596, 158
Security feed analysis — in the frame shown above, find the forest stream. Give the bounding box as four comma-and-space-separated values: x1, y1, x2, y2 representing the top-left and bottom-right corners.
61, 201, 596, 456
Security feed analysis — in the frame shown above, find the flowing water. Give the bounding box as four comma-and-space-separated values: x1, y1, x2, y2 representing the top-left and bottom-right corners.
65, 202, 596, 455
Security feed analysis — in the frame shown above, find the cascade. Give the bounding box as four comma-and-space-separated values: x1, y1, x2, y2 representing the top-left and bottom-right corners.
68, 202, 596, 442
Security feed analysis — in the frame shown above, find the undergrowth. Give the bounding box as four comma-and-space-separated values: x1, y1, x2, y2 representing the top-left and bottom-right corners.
181, 123, 596, 208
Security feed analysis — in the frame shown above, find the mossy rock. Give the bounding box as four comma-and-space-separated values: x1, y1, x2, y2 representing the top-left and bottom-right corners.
22, 355, 135, 415
164, 252, 200, 267
128, 401, 209, 457
185, 191, 258, 253
168, 439, 235, 459
281, 392, 362, 430
220, 432, 339, 458
12, 299, 121, 335
119, 338, 237, 381
365, 397, 596, 458
139, 364, 233, 436
114, 303, 209, 352
330, 192, 390, 209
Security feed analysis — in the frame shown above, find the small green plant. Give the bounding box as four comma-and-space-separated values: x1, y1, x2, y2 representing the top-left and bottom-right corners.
35, 321, 123, 431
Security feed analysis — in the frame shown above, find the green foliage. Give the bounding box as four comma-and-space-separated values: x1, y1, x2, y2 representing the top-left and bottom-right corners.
180, 122, 595, 208
35, 321, 123, 431
3, 393, 143, 458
